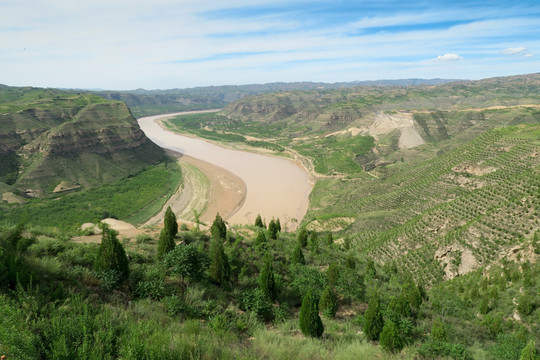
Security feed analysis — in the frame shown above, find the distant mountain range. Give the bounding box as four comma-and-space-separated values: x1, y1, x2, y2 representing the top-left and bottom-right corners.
91, 79, 464, 118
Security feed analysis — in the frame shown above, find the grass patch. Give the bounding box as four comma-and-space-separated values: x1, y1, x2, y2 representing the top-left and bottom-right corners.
164, 114, 285, 152
0, 161, 182, 232
294, 134, 375, 175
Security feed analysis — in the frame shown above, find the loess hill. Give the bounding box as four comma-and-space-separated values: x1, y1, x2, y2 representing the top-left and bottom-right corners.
165, 73, 540, 284
0, 85, 166, 198
0, 75, 539, 360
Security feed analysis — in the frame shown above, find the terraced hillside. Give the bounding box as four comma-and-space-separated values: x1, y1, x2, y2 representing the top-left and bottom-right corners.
344, 125, 540, 284
0, 86, 166, 197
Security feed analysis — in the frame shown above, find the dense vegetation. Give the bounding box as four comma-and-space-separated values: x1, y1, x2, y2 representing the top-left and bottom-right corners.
0, 217, 538, 359
0, 161, 182, 231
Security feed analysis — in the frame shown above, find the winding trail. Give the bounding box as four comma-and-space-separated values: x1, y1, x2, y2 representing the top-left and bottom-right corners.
138, 111, 312, 231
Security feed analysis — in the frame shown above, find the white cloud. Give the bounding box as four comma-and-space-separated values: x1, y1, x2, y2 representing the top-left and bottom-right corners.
502, 47, 526, 55
1, 1, 539, 89
432, 53, 463, 62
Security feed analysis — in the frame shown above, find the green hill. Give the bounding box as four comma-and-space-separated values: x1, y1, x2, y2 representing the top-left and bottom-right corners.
163, 73, 540, 285
0, 86, 166, 197
0, 86, 183, 230
0, 75, 538, 360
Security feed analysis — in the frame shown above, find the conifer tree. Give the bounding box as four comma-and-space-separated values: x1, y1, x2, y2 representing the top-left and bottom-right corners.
365, 258, 377, 278
157, 206, 177, 260
299, 288, 324, 338
209, 236, 230, 285
211, 213, 227, 241
0, 248, 7, 287
94, 224, 129, 281
276, 218, 281, 232
291, 244, 305, 265
254, 230, 267, 248
297, 227, 308, 248
258, 255, 276, 301
325, 232, 333, 246
346, 254, 356, 269
319, 285, 338, 318
326, 262, 340, 287
164, 206, 178, 238
364, 292, 384, 341
254, 214, 264, 228
309, 231, 319, 253
379, 320, 403, 352
268, 219, 278, 239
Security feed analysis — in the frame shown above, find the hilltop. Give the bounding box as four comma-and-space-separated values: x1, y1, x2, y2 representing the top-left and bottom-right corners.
0, 86, 166, 197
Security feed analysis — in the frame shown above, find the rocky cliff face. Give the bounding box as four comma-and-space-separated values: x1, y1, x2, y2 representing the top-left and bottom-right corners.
0, 88, 165, 196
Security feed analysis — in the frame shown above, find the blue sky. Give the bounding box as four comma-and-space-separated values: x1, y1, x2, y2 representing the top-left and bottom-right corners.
1, 0, 539, 90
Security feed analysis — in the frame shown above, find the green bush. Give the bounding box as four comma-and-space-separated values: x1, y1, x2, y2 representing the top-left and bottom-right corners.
319, 286, 338, 318
490, 333, 528, 360
520, 340, 538, 360
239, 289, 274, 322
164, 294, 185, 317
517, 293, 534, 317
135, 278, 167, 300
0, 295, 38, 359
417, 340, 470, 360
258, 255, 276, 301
299, 288, 324, 338
93, 224, 129, 283
164, 244, 209, 282
379, 320, 404, 353
136, 233, 154, 244
431, 317, 447, 342
364, 292, 383, 341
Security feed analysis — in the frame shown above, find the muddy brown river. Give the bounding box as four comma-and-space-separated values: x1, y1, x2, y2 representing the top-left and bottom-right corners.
138, 111, 312, 230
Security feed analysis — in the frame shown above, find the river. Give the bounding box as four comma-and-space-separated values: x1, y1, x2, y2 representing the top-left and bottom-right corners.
138, 111, 312, 230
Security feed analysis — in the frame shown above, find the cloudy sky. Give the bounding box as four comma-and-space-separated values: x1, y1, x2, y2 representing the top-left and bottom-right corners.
1, 0, 539, 90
